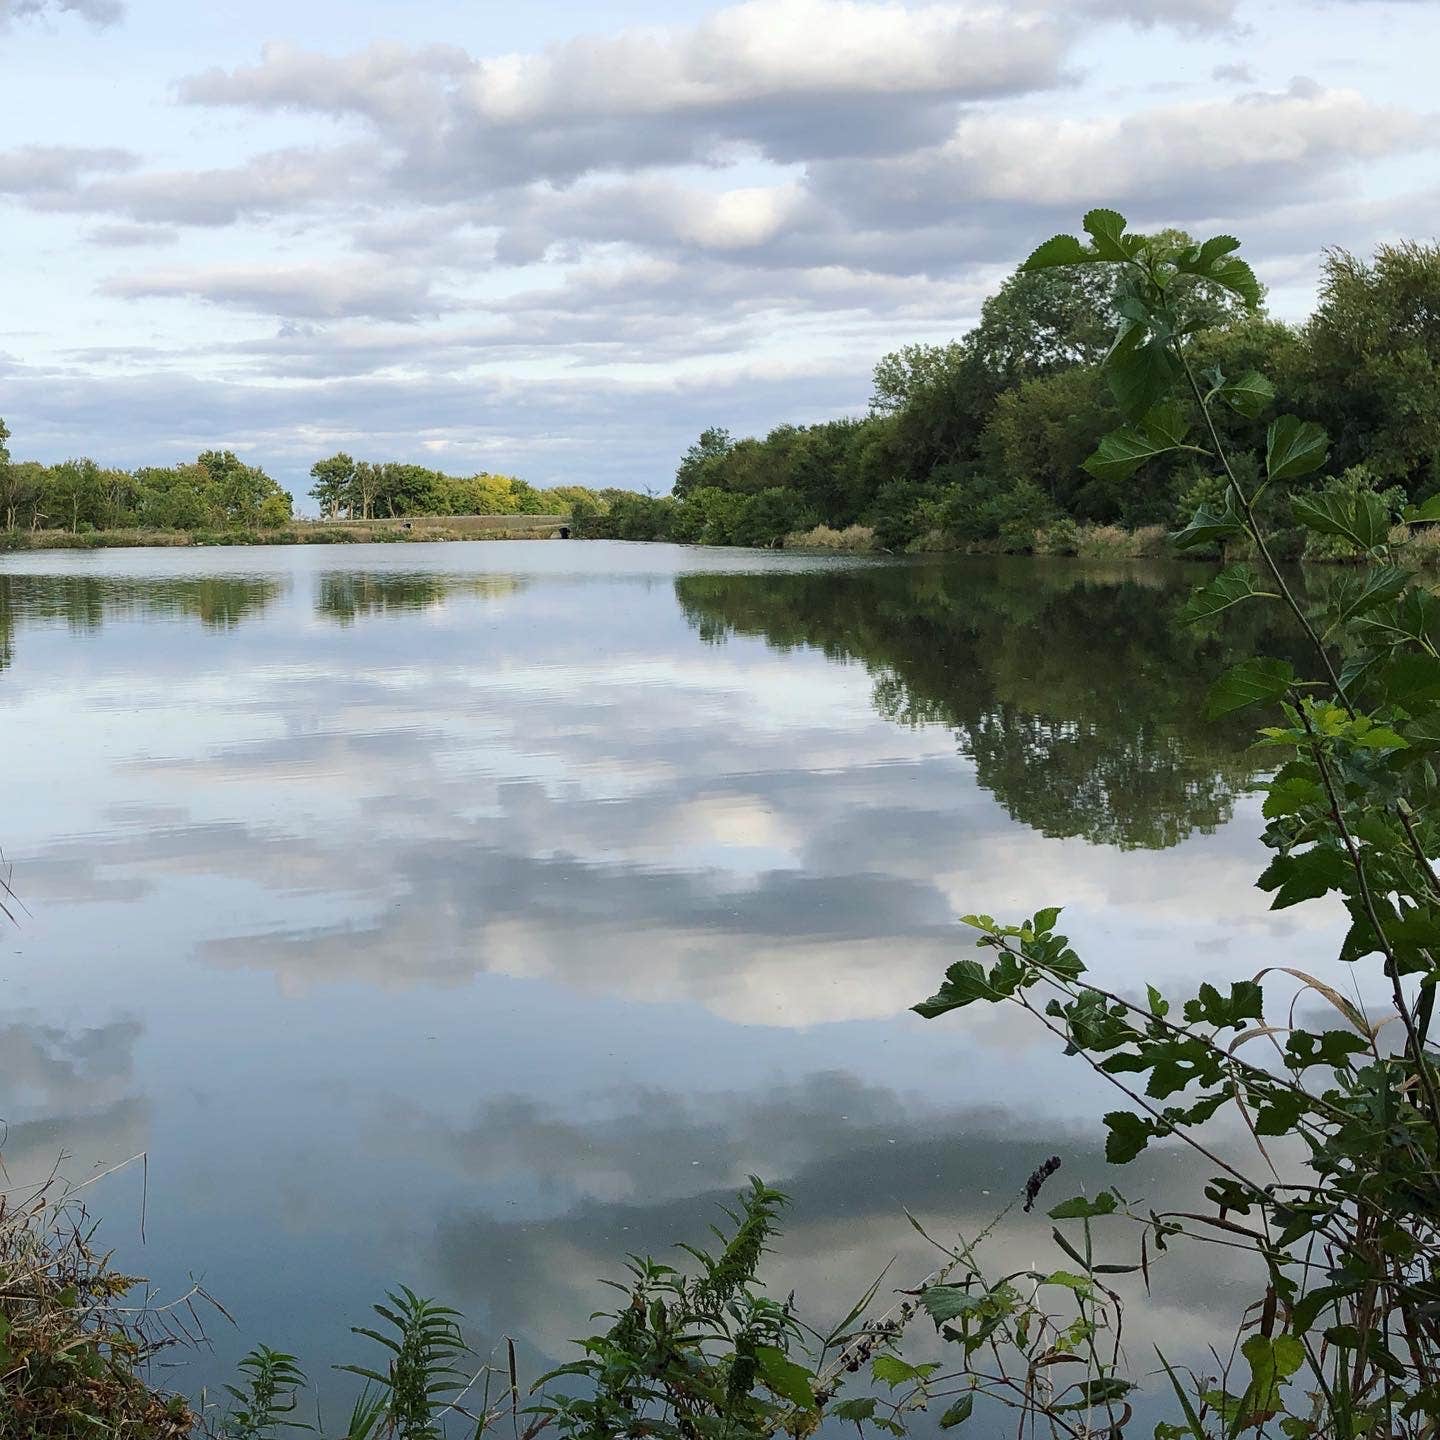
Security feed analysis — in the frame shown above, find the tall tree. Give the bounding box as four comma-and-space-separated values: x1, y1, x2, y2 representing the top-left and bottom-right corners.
1295, 241, 1440, 495
309, 453, 357, 518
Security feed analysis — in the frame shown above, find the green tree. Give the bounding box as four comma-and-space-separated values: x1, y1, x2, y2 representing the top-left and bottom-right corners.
44, 459, 103, 532
309, 452, 357, 518
673, 427, 733, 498
978, 367, 1116, 517
196, 451, 288, 527
1295, 240, 1440, 496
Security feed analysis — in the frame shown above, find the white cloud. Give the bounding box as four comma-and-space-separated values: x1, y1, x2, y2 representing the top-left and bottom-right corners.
100, 261, 441, 321
0, 0, 121, 27
0, 144, 135, 198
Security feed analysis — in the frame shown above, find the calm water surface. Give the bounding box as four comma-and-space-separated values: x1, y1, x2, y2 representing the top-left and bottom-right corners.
0, 542, 1348, 1422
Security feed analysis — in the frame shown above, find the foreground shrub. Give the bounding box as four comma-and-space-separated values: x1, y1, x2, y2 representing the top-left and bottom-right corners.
0, 1179, 196, 1439
915, 206, 1440, 1436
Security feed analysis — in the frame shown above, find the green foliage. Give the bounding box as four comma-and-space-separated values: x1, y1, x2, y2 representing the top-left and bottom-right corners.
1293, 241, 1440, 494
337, 1288, 475, 1440
915, 209, 1440, 1437
222, 1347, 311, 1439
529, 1178, 827, 1440
306, 453, 585, 522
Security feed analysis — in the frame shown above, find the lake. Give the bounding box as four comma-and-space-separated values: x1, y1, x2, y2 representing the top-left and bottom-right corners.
0, 541, 1348, 1426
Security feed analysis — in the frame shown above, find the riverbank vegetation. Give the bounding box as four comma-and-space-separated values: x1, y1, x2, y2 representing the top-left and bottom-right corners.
0, 430, 595, 541
573, 236, 1440, 557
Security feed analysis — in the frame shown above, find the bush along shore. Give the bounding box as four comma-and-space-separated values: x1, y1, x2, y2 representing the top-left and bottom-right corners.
10, 216, 1440, 1439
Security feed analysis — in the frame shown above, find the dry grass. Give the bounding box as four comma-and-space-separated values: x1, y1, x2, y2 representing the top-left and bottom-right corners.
1072, 523, 1167, 559
0, 1169, 201, 1438
1395, 523, 1440, 567
784, 524, 876, 551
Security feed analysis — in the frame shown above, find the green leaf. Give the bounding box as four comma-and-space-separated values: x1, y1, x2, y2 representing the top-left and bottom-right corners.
920, 1285, 982, 1324
1292, 490, 1391, 552
1355, 587, 1439, 647
1205, 658, 1295, 719
1082, 208, 1135, 262
1217, 370, 1275, 418
1048, 1192, 1119, 1220
1106, 325, 1179, 421
753, 1346, 815, 1409
1103, 1110, 1153, 1164
1179, 234, 1242, 272
1178, 565, 1276, 626
940, 1395, 975, 1429
1235, 1333, 1304, 1431
1021, 233, 1089, 271
1083, 402, 1193, 484
1184, 979, 1263, 1029
1170, 491, 1246, 550
1082, 428, 1173, 484
1327, 565, 1410, 627
1208, 257, 1263, 309
1261, 775, 1322, 819
1266, 416, 1329, 484
1031, 905, 1062, 933
872, 1355, 936, 1390
912, 955, 1027, 1019
1041, 1270, 1096, 1294
831, 1398, 878, 1424
1404, 494, 1440, 524
1380, 654, 1440, 713
1257, 847, 1351, 909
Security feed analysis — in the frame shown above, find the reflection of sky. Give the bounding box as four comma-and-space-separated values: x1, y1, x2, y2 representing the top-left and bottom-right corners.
0, 542, 1355, 1420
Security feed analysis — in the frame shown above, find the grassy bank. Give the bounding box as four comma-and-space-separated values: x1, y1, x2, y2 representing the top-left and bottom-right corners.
0, 517, 568, 553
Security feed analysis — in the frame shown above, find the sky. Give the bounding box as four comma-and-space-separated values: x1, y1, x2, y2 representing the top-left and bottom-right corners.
1, 0, 1438, 501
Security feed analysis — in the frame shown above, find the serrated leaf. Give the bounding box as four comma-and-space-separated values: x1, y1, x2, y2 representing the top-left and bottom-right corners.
1262, 775, 1323, 819
1171, 491, 1246, 550
1292, 490, 1391, 552
1257, 847, 1351, 909
1326, 565, 1410, 627
1083, 208, 1134, 262
1106, 325, 1179, 421
754, 1346, 815, 1409
1082, 428, 1174, 483
1103, 1110, 1153, 1164
1177, 234, 1242, 274
1178, 565, 1276, 626
1021, 233, 1088, 271
1218, 370, 1275, 418
1209, 256, 1262, 309
1205, 657, 1295, 719
872, 1355, 935, 1389
1266, 415, 1329, 484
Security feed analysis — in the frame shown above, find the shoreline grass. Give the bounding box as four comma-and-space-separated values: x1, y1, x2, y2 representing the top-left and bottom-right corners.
0, 521, 568, 553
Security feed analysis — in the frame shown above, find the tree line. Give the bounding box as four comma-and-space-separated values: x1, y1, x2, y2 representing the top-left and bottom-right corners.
306, 453, 602, 521
0, 438, 296, 534
0, 429, 606, 535
574, 236, 1440, 552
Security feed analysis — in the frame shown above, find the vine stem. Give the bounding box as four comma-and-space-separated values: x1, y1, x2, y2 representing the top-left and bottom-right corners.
1175, 348, 1355, 718
1298, 704, 1440, 1142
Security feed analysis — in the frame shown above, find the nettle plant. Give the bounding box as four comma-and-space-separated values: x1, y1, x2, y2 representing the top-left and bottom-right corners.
914, 211, 1440, 1436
